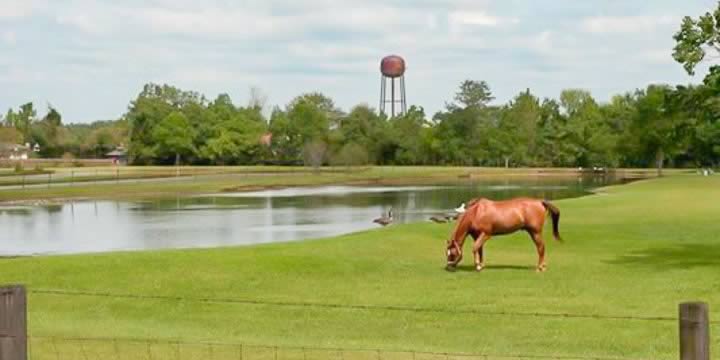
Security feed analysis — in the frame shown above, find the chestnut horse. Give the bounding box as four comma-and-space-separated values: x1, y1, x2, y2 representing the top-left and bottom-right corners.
445, 198, 561, 272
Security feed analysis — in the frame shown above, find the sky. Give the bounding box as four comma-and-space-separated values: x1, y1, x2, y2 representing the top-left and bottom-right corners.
0, 0, 716, 123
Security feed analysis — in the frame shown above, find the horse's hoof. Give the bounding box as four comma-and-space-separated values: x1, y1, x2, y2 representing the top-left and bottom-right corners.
475, 265, 484, 272
536, 265, 547, 273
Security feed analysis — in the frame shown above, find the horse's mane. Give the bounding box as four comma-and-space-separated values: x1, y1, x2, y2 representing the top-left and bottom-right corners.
449, 199, 481, 245
466, 197, 486, 208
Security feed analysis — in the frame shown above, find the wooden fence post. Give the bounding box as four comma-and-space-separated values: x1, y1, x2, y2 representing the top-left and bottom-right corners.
0, 285, 27, 360
679, 302, 710, 360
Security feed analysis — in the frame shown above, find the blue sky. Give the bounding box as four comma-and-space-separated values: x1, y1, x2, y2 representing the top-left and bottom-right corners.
0, 0, 715, 123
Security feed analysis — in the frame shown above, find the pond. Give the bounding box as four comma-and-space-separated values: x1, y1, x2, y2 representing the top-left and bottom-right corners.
0, 175, 625, 256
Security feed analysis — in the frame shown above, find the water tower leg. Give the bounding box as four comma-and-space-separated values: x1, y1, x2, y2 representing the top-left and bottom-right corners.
400, 76, 407, 115
379, 75, 386, 114
391, 78, 395, 117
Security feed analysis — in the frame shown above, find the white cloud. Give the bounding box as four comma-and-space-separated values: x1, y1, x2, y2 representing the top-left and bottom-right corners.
0, 0, 704, 122
527, 31, 553, 54
134, 7, 285, 38
289, 43, 379, 60
638, 49, 673, 64
448, 10, 518, 33
1, 30, 15, 45
581, 15, 678, 34
0, 0, 41, 20
56, 13, 104, 34
52, 2, 438, 40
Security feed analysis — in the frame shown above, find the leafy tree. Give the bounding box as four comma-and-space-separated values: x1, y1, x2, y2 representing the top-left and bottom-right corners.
302, 139, 327, 170
2, 110, 13, 127
201, 113, 265, 165
331, 142, 370, 167
673, 2, 720, 75
126, 83, 205, 164
43, 106, 62, 127
558, 89, 619, 167
683, 68, 720, 166
15, 103, 36, 143
494, 90, 542, 166
336, 104, 387, 162
152, 111, 195, 165
389, 106, 429, 165
449, 80, 494, 110
0, 127, 22, 145
286, 95, 331, 148
289, 92, 343, 128
33, 106, 64, 157
628, 85, 693, 175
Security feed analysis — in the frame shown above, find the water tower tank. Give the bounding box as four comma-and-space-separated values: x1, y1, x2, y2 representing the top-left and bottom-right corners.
380, 55, 406, 78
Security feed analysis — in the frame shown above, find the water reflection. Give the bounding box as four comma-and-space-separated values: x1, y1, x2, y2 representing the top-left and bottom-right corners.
0, 176, 622, 256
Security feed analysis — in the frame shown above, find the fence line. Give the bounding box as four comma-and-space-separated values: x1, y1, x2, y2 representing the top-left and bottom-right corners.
26, 335, 654, 360
0, 166, 375, 189
30, 288, 695, 324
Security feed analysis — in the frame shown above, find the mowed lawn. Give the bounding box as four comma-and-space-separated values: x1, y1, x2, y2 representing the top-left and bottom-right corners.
0, 175, 718, 359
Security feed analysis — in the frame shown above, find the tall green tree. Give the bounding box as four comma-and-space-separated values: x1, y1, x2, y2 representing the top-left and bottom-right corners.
15, 103, 36, 143
151, 111, 195, 165
558, 89, 619, 167
336, 104, 386, 162
127, 83, 205, 164
494, 89, 541, 166
628, 85, 693, 175
389, 106, 429, 165
286, 94, 332, 155
449, 80, 494, 110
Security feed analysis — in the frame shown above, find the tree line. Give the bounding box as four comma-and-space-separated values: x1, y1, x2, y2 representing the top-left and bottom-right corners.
2, 2, 720, 173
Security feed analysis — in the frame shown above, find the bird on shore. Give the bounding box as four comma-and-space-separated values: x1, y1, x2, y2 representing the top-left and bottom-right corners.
455, 203, 466, 214
373, 208, 394, 226
429, 215, 448, 224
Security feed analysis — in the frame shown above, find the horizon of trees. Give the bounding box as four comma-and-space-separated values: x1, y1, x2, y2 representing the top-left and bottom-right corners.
3, 2, 720, 174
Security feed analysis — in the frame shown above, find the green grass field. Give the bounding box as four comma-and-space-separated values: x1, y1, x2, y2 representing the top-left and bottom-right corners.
0, 174, 717, 359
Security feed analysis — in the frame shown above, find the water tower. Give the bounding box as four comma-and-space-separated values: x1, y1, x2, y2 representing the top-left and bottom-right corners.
379, 55, 407, 117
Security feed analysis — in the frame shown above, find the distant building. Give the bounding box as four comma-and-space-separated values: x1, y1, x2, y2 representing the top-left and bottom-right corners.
105, 146, 128, 165
0, 143, 31, 160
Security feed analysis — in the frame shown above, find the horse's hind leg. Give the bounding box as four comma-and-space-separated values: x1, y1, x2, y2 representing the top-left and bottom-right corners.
529, 231, 547, 272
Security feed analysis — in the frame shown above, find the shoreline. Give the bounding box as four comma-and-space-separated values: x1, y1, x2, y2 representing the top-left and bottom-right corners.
0, 167, 664, 206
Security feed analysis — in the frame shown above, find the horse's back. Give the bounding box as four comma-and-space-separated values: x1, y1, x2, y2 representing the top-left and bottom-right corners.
468, 197, 547, 235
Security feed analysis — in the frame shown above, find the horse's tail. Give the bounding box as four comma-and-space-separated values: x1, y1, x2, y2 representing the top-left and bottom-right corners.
541, 200, 562, 242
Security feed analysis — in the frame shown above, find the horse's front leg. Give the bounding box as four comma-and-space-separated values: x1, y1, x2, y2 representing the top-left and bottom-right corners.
473, 233, 489, 271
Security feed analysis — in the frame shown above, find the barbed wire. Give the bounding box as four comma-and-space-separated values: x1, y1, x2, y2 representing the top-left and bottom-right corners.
27, 334, 657, 360
30, 288, 693, 324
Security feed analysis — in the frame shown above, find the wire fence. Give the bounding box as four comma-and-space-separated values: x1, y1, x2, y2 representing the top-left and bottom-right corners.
25, 335, 656, 360
0, 166, 373, 189
30, 288, 720, 325
23, 288, 718, 360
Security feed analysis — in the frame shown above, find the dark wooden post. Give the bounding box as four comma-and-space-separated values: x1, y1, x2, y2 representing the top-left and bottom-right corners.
679, 302, 709, 360
0, 285, 27, 360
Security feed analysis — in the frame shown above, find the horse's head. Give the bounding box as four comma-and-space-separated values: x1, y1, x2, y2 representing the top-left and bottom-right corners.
445, 240, 462, 269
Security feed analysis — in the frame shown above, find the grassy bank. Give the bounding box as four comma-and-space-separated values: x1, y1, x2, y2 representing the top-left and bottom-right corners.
0, 166, 672, 203
0, 174, 716, 359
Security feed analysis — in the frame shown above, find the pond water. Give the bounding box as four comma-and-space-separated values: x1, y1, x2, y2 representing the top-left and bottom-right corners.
0, 175, 624, 256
